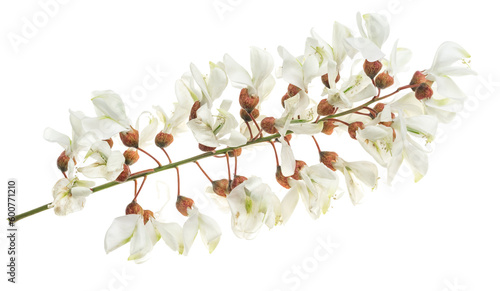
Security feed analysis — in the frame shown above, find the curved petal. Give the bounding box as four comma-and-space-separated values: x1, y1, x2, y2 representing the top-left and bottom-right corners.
223, 54, 254, 90
44, 127, 71, 151
104, 214, 140, 254
198, 213, 222, 253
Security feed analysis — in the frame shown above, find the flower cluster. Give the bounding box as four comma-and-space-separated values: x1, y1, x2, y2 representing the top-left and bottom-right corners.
40, 12, 475, 262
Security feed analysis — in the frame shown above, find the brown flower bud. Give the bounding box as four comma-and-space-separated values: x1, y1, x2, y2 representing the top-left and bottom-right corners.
363, 60, 383, 79
373, 103, 385, 114
176, 196, 194, 216
123, 148, 139, 165
240, 108, 260, 122
239, 88, 260, 112
291, 160, 307, 180
281, 93, 291, 108
57, 151, 70, 172
374, 72, 394, 89
199, 143, 216, 152
275, 166, 291, 189
230, 175, 248, 190
125, 200, 143, 215
348, 122, 365, 140
317, 99, 335, 116
155, 132, 174, 148
321, 120, 337, 135
261, 117, 278, 134
228, 148, 242, 157
119, 127, 139, 148
104, 138, 114, 149
212, 179, 229, 197
287, 84, 301, 97
143, 210, 154, 224
415, 83, 434, 100
320, 151, 338, 171
189, 100, 201, 120
321, 74, 330, 88
115, 164, 131, 183
410, 71, 433, 91
283, 134, 292, 144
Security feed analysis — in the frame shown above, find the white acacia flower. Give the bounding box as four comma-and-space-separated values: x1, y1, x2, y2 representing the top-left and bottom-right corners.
44, 110, 97, 160
333, 157, 379, 205
346, 12, 390, 61
357, 126, 395, 167
176, 62, 227, 109
226, 177, 281, 239
50, 161, 95, 216
154, 103, 189, 136
182, 207, 222, 255
84, 90, 131, 138
134, 111, 158, 148
277, 46, 322, 92
274, 91, 311, 176
281, 164, 339, 223
187, 100, 247, 148
326, 61, 378, 109
224, 46, 275, 101
387, 114, 432, 184
384, 40, 412, 86
425, 41, 476, 100
78, 141, 125, 181
309, 21, 355, 71
104, 213, 184, 262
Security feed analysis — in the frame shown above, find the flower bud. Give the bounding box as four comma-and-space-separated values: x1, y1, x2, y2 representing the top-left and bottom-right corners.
281, 93, 291, 108
283, 134, 292, 144
57, 151, 70, 172
212, 179, 229, 197
415, 83, 434, 100
373, 103, 385, 114
410, 71, 433, 91
189, 100, 201, 120
287, 84, 301, 97
275, 166, 291, 189
228, 148, 242, 157
119, 127, 139, 148
321, 120, 336, 135
199, 143, 216, 152
320, 151, 338, 171
155, 132, 174, 148
321, 74, 330, 88
230, 175, 248, 190
123, 148, 140, 165
317, 99, 335, 116
125, 200, 143, 215
239, 88, 259, 112
104, 138, 114, 149
261, 117, 278, 134
363, 60, 383, 79
176, 196, 194, 216
348, 122, 365, 140
240, 108, 260, 122
374, 72, 394, 89
291, 160, 307, 180
143, 210, 154, 224
115, 164, 131, 183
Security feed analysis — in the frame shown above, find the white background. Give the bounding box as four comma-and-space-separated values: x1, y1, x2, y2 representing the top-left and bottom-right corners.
1, 0, 499, 290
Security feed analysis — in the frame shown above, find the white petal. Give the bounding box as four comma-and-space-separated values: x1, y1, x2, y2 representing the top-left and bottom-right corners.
182, 213, 199, 256
190, 63, 211, 105
331, 21, 353, 65
280, 184, 300, 224
198, 213, 222, 253
152, 220, 184, 254
128, 219, 154, 261
104, 214, 140, 254
43, 127, 71, 151
187, 119, 219, 148
250, 47, 274, 93
207, 62, 228, 101
280, 141, 296, 177
219, 130, 247, 147
404, 141, 428, 182
223, 54, 254, 90
362, 13, 390, 48
432, 75, 468, 100
70, 186, 92, 198
345, 37, 385, 62
278, 46, 306, 90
